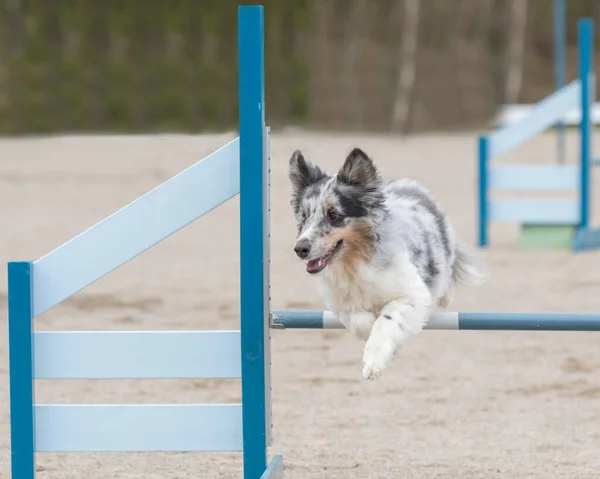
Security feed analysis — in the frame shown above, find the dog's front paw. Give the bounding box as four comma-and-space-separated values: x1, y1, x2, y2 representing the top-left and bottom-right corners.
361, 342, 390, 380
361, 358, 384, 380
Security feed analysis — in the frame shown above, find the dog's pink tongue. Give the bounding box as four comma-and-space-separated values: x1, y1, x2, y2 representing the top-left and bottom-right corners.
306, 258, 321, 272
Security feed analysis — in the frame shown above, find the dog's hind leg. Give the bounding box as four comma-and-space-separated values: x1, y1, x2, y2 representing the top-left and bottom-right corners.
361, 293, 432, 380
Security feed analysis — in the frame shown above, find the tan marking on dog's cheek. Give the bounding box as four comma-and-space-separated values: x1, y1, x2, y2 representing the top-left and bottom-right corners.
329, 219, 376, 275
318, 231, 345, 257
325, 229, 344, 243
345, 219, 377, 262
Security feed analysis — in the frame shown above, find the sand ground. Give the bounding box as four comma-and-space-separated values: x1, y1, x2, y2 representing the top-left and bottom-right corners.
1, 130, 600, 478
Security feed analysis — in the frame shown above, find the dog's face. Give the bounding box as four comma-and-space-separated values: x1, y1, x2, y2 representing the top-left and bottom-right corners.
288, 147, 385, 274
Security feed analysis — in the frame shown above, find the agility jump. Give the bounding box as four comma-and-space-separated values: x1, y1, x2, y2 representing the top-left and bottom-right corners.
478, 18, 600, 250
7, 6, 600, 479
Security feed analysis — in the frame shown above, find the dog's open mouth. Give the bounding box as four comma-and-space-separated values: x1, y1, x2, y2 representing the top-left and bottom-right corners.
306, 240, 343, 274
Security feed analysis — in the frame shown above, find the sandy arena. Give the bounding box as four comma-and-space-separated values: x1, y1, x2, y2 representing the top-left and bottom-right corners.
1, 130, 600, 478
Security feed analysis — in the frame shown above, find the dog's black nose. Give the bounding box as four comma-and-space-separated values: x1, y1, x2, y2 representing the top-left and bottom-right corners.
294, 240, 311, 259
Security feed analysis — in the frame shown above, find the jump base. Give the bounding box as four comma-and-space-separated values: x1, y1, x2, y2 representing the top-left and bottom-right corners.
519, 224, 575, 249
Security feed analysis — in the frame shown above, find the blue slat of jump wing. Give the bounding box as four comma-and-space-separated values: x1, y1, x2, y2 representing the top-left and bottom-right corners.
578, 19, 593, 229
488, 198, 580, 225
489, 165, 579, 191
238, 6, 269, 479
459, 312, 600, 331
261, 455, 284, 479
478, 136, 489, 247
33, 331, 241, 380
488, 79, 581, 160
271, 310, 325, 328
7, 262, 36, 479
35, 404, 243, 452
32, 137, 240, 318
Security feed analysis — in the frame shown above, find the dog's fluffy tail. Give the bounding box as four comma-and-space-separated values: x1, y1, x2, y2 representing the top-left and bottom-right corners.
451, 241, 488, 286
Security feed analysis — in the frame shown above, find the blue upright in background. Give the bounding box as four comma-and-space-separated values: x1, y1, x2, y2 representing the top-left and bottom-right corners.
578, 17, 592, 231
554, 0, 566, 166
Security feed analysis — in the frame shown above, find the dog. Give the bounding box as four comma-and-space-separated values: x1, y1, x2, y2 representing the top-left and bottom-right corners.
288, 147, 487, 380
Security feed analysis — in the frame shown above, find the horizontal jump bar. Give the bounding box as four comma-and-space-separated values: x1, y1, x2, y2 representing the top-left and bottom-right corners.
488, 198, 580, 224
34, 330, 241, 379
35, 404, 242, 452
488, 164, 579, 191
271, 310, 600, 331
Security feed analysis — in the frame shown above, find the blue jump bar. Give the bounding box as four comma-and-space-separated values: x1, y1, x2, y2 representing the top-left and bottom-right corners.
271, 310, 600, 331
459, 312, 600, 331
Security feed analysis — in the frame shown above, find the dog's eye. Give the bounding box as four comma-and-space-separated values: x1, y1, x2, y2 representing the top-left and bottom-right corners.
327, 210, 342, 222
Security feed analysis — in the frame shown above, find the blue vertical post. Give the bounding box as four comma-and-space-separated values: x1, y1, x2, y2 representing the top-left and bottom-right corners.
579, 18, 593, 229
8, 261, 36, 479
238, 6, 269, 479
554, 0, 566, 165
478, 136, 489, 247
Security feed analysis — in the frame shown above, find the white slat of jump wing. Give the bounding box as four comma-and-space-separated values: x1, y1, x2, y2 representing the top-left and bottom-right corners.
32, 138, 240, 318
322, 311, 459, 330
33, 330, 240, 379
488, 80, 580, 159
489, 165, 579, 191
489, 198, 580, 224
34, 404, 243, 452
497, 104, 600, 126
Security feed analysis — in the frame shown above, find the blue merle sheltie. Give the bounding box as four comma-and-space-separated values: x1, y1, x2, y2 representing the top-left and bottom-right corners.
288, 147, 487, 380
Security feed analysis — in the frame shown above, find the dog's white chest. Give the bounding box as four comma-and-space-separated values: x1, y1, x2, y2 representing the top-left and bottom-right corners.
318, 265, 400, 317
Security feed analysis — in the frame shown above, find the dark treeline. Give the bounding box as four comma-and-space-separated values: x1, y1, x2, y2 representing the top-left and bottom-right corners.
0, 0, 598, 134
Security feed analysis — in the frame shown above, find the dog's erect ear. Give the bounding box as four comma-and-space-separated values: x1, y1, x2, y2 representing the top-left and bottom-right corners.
289, 149, 327, 194
337, 148, 381, 191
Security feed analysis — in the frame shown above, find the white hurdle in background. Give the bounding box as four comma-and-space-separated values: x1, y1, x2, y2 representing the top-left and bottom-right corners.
478, 18, 600, 251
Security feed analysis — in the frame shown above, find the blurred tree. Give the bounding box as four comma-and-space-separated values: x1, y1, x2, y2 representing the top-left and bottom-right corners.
342, 0, 367, 129
505, 0, 528, 104
390, 0, 419, 133
0, 0, 596, 134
